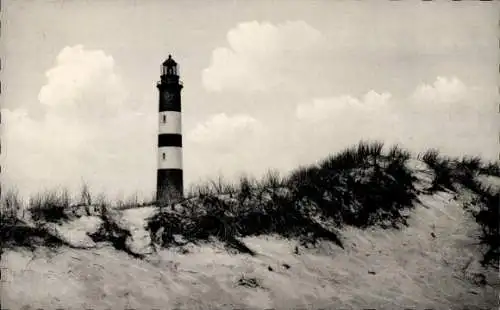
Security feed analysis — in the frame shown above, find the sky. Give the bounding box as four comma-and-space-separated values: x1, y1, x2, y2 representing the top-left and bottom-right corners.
1, 0, 498, 200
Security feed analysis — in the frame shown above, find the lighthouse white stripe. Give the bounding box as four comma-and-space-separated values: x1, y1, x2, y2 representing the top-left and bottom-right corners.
158, 146, 183, 169
159, 111, 182, 135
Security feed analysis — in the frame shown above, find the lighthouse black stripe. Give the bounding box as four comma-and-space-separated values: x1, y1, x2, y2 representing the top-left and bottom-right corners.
158, 84, 182, 112
159, 100, 181, 112
157, 169, 184, 201
158, 134, 182, 147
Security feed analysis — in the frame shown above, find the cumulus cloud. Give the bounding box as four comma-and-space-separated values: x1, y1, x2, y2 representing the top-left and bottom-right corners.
2, 107, 91, 196
187, 113, 265, 151
38, 45, 127, 120
202, 20, 326, 92
410, 76, 470, 111
184, 113, 268, 184
186, 76, 496, 186
291, 90, 399, 163
296, 91, 392, 122
294, 76, 497, 161
3, 45, 156, 198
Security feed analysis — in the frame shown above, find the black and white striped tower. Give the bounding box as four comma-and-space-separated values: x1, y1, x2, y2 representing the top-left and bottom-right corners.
156, 54, 183, 202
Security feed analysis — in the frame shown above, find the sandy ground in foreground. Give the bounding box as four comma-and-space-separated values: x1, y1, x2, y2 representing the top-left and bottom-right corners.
2, 189, 498, 309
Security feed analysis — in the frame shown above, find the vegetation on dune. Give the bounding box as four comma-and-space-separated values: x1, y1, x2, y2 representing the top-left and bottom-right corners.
28, 189, 72, 223
0, 185, 142, 258
87, 204, 145, 259
148, 141, 418, 253
287, 141, 416, 228
148, 180, 344, 255
1, 189, 23, 226
419, 149, 500, 269
473, 187, 499, 268
0, 188, 92, 255
419, 149, 456, 192
149, 141, 498, 268
419, 149, 500, 194
0, 189, 64, 254
1, 140, 498, 270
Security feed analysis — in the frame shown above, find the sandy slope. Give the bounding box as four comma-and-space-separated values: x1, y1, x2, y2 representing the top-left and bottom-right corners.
1, 167, 499, 309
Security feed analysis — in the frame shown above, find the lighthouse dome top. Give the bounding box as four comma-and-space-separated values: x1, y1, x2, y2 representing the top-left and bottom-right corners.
161, 54, 180, 77
162, 54, 177, 66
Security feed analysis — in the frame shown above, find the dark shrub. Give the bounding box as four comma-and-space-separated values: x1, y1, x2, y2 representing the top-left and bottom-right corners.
0, 222, 65, 255
471, 185, 499, 269
1, 190, 67, 254
287, 141, 416, 229
419, 149, 456, 192
1, 189, 23, 226
147, 185, 345, 255
88, 205, 143, 259
387, 144, 412, 164
480, 161, 500, 177
420, 150, 499, 269
28, 189, 71, 223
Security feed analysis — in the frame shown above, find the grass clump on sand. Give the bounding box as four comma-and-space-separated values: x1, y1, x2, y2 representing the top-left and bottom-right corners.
3, 141, 497, 269
148, 141, 419, 254
287, 141, 416, 229
1, 185, 141, 258
472, 186, 499, 269
419, 149, 499, 194
87, 204, 145, 259
1, 189, 66, 255
28, 189, 72, 224
147, 171, 344, 255
419, 148, 500, 269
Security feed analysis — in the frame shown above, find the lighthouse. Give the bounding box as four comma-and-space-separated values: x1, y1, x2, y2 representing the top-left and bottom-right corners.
156, 54, 184, 202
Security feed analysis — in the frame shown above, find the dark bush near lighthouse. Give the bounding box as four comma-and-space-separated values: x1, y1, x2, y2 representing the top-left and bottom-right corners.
147, 141, 419, 253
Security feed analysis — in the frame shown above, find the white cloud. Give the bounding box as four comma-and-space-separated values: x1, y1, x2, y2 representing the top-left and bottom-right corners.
296, 91, 392, 122
202, 20, 326, 92
404, 76, 497, 158
1, 107, 91, 194
185, 76, 497, 187
184, 113, 268, 184
38, 45, 126, 120
3, 45, 156, 198
293, 76, 498, 161
291, 90, 398, 163
187, 113, 264, 150
410, 76, 469, 110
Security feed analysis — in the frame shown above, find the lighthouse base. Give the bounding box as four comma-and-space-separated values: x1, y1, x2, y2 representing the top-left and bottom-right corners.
156, 169, 184, 203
